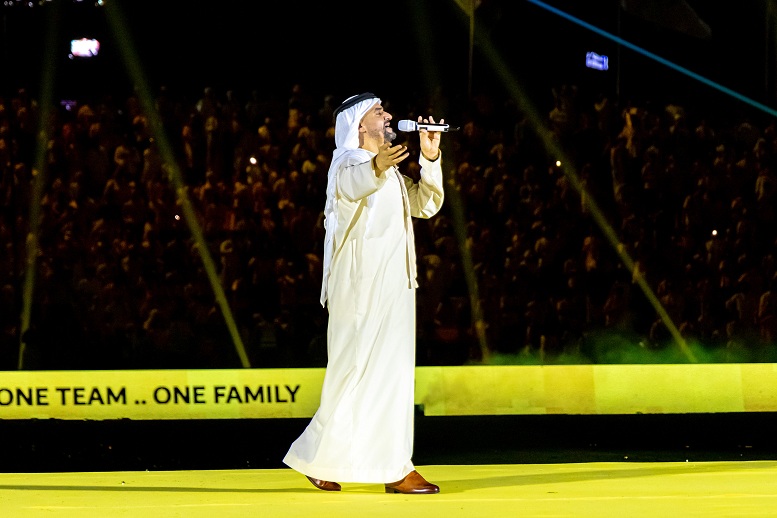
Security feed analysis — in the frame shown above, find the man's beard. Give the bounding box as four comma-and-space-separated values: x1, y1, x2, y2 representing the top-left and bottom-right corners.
384, 127, 397, 142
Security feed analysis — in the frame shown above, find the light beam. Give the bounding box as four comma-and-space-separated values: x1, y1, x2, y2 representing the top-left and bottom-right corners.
102, 2, 251, 368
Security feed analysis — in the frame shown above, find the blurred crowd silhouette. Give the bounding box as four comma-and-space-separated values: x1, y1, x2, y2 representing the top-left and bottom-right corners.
2, 80, 777, 370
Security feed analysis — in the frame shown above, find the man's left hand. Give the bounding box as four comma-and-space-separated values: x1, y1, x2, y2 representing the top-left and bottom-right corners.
418, 116, 442, 161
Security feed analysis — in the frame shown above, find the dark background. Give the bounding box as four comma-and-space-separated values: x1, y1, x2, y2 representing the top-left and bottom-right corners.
3, 412, 777, 472
1, 1, 772, 112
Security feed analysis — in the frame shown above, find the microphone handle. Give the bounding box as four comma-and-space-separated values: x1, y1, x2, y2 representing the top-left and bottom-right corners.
419, 124, 459, 132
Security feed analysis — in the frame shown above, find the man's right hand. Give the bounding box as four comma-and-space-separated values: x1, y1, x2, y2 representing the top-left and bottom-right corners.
373, 143, 409, 175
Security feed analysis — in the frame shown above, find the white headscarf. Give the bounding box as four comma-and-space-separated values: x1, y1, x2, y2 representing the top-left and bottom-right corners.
320, 94, 381, 306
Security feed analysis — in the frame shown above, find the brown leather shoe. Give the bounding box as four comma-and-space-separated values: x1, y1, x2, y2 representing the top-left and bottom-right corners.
385, 470, 440, 494
306, 475, 341, 491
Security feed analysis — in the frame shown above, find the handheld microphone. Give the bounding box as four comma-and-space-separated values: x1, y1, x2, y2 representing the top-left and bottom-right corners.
397, 120, 460, 132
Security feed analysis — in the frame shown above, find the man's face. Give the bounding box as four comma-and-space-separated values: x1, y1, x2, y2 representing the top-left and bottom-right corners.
361, 102, 396, 143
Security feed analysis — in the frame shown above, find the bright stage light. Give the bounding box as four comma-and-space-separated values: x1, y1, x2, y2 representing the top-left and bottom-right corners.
585, 51, 608, 71
69, 37, 100, 58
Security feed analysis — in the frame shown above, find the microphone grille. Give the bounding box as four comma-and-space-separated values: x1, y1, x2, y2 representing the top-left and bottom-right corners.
397, 120, 416, 132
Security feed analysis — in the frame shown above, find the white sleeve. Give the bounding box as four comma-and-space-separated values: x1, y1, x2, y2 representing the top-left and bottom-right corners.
403, 152, 444, 218
336, 158, 388, 202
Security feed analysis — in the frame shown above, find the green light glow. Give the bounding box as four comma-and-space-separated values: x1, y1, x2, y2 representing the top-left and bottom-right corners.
469, 5, 699, 362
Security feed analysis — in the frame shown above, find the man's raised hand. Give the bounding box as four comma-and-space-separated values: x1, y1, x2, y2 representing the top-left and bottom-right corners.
373, 142, 409, 175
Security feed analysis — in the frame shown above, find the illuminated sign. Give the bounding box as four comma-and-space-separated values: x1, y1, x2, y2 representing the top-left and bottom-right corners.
586, 51, 608, 71
70, 38, 100, 58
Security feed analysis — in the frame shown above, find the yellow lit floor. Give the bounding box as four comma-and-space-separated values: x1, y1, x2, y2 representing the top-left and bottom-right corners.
1, 462, 776, 517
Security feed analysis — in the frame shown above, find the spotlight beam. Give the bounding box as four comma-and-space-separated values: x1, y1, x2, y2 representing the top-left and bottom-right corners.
527, 0, 777, 118
103, 2, 251, 368
468, 4, 699, 361
17, 1, 60, 369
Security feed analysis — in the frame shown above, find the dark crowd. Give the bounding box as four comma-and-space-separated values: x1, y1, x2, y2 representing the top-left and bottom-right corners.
2, 81, 777, 370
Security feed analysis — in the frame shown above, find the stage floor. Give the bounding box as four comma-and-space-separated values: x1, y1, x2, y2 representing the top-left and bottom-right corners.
1, 462, 776, 517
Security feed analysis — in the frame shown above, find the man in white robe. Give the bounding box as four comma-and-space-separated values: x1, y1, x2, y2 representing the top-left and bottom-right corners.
283, 93, 445, 494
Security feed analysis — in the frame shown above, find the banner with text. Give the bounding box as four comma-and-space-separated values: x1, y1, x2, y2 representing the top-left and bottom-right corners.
1, 364, 777, 420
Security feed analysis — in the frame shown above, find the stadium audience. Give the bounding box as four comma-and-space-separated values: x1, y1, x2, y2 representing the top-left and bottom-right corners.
1, 82, 776, 369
